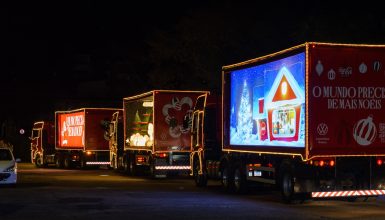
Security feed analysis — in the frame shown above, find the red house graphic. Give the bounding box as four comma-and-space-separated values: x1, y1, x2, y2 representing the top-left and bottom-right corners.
265, 67, 304, 142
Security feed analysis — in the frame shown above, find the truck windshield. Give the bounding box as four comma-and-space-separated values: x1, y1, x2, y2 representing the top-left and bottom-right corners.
0, 149, 13, 161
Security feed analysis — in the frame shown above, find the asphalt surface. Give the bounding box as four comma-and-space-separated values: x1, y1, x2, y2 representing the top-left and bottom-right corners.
1, 163, 385, 220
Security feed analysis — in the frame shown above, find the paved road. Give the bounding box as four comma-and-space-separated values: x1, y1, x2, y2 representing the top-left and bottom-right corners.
1, 163, 385, 220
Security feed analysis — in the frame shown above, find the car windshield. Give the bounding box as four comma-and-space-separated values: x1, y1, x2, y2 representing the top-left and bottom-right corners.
0, 149, 13, 160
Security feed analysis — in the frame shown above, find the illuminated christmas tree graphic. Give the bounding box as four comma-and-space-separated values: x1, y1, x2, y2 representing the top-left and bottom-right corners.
237, 80, 253, 143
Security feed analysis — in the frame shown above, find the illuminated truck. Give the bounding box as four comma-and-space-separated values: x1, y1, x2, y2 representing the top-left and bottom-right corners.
30, 121, 56, 167
55, 108, 121, 168
122, 90, 208, 177
190, 42, 385, 202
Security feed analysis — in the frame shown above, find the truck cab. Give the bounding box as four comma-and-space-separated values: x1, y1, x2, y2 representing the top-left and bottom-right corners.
30, 121, 56, 167
190, 93, 222, 186
108, 110, 124, 170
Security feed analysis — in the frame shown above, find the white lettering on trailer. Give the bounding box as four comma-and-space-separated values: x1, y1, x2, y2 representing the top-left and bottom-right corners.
312, 86, 322, 98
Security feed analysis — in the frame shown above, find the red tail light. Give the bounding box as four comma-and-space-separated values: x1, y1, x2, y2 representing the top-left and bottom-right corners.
310, 158, 335, 167
377, 159, 383, 166
156, 153, 167, 158
137, 156, 145, 163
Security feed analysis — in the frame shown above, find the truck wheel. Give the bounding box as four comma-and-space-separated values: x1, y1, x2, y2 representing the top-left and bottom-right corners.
35, 155, 43, 168
129, 160, 136, 176
280, 167, 295, 203
114, 156, 119, 170
149, 162, 157, 179
55, 157, 64, 168
110, 155, 116, 170
80, 159, 87, 169
64, 157, 72, 169
124, 156, 135, 175
117, 156, 124, 170
233, 166, 247, 194
123, 158, 130, 174
221, 165, 233, 191
193, 160, 207, 187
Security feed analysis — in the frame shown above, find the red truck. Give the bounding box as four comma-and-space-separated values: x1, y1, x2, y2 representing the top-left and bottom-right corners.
190, 42, 385, 202
30, 121, 56, 167
120, 90, 208, 177
54, 108, 121, 168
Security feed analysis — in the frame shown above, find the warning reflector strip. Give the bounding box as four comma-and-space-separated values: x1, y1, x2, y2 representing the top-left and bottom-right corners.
312, 190, 385, 198
86, 162, 111, 165
155, 166, 191, 170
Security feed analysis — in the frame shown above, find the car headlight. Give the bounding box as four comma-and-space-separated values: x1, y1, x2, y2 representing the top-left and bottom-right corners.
5, 165, 15, 172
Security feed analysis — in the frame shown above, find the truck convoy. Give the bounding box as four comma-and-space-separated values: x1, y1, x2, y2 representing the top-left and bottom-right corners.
190, 42, 385, 202
30, 108, 121, 168
119, 90, 208, 177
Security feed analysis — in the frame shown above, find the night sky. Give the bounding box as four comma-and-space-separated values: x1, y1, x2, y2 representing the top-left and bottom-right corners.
3, 1, 385, 151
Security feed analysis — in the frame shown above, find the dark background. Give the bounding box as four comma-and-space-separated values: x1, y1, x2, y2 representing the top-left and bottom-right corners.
3, 0, 385, 160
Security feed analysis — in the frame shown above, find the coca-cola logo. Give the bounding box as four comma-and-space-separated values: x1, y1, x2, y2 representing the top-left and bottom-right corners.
353, 116, 377, 146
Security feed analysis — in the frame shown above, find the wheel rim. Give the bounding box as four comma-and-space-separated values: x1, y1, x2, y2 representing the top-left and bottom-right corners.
64, 158, 70, 168
234, 169, 241, 191
222, 168, 228, 188
36, 156, 42, 167
112, 156, 116, 169
282, 173, 293, 197
56, 158, 61, 167
129, 161, 134, 171
150, 161, 155, 176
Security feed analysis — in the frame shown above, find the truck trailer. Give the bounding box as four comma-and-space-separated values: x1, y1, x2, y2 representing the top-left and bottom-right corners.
30, 121, 56, 167
121, 90, 208, 177
190, 42, 385, 202
55, 108, 121, 168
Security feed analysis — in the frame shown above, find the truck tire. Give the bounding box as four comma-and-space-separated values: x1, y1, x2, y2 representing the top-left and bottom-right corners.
280, 165, 295, 203
129, 159, 136, 176
123, 158, 129, 173
123, 155, 135, 175
80, 158, 87, 169
233, 166, 247, 194
221, 164, 233, 192
149, 161, 158, 179
110, 155, 116, 170
193, 160, 207, 187
35, 155, 43, 168
117, 156, 124, 170
55, 157, 64, 168
64, 157, 72, 169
